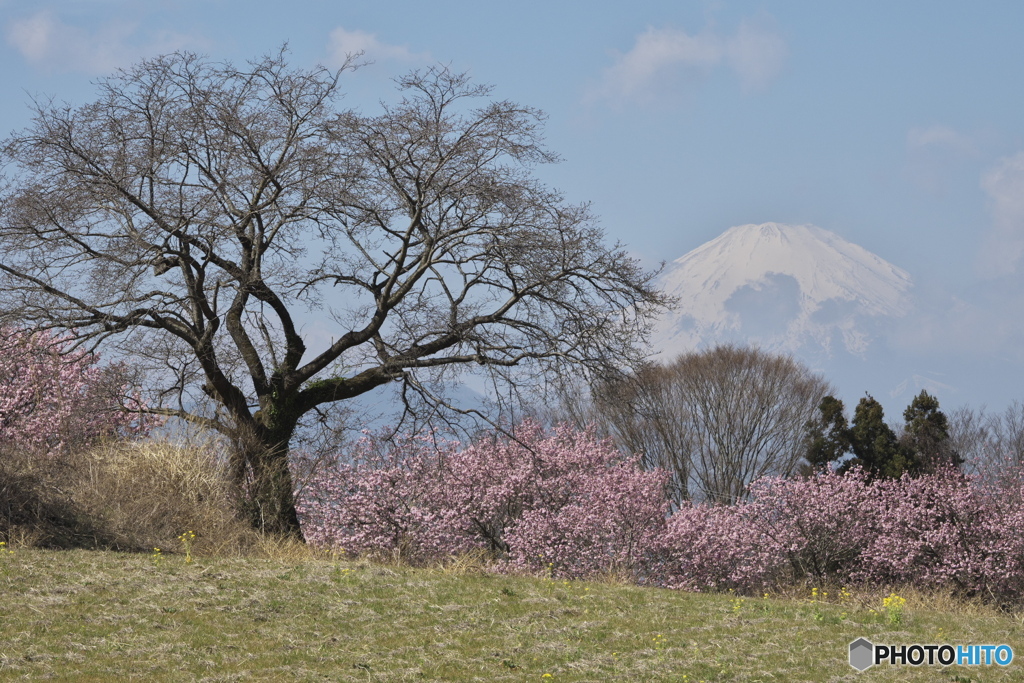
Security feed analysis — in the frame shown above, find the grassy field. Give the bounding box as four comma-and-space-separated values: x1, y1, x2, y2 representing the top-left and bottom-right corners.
0, 547, 1022, 682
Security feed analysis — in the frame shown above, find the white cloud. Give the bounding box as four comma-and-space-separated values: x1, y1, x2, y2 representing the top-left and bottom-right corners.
904, 124, 979, 196
326, 26, 428, 68
597, 27, 722, 100
907, 124, 977, 155
591, 18, 787, 103
977, 152, 1024, 277
726, 18, 789, 94
6, 11, 198, 74
7, 11, 52, 63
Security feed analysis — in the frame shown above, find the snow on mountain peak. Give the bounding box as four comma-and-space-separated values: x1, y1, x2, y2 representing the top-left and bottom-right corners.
653, 222, 913, 357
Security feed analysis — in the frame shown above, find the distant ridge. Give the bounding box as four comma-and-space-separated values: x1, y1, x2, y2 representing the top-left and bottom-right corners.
652, 222, 913, 357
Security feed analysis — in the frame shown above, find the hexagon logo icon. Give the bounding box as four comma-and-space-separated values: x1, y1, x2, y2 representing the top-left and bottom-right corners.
849, 637, 874, 671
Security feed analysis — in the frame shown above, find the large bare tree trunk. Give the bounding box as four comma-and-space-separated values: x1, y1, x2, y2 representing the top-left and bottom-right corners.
233, 417, 303, 538
246, 446, 302, 538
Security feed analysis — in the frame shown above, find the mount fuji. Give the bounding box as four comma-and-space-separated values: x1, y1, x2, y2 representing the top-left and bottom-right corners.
652, 222, 914, 360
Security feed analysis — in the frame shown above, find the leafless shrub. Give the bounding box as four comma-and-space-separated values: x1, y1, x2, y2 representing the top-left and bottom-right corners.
950, 401, 1024, 483
593, 345, 833, 505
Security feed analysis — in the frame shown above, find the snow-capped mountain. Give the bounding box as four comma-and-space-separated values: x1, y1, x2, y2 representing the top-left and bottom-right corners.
653, 222, 913, 358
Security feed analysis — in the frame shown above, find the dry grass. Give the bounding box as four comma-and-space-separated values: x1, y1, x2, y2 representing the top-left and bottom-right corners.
0, 438, 278, 557
0, 446, 110, 549
0, 547, 1021, 682
764, 580, 1005, 622
69, 439, 255, 554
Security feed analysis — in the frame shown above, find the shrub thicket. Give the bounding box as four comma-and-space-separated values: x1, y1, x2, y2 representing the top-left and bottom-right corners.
299, 422, 1024, 606
68, 440, 263, 554
662, 467, 1024, 604
296, 422, 670, 580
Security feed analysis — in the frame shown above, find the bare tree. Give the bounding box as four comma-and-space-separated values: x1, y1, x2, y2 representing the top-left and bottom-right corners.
949, 401, 1024, 482
990, 401, 1024, 465
947, 405, 992, 477
592, 363, 695, 504
594, 345, 833, 505
0, 51, 666, 537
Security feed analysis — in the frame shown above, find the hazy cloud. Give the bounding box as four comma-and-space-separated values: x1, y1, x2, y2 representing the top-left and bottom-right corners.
6, 10, 198, 74
726, 19, 788, 94
326, 26, 428, 67
904, 124, 979, 196
907, 124, 977, 155
591, 17, 787, 104
978, 152, 1024, 276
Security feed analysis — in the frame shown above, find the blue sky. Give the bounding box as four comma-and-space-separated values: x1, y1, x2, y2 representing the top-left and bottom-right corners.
3, 1, 1024, 415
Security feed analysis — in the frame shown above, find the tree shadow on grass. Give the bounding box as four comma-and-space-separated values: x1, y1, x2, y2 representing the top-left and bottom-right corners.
0, 457, 138, 551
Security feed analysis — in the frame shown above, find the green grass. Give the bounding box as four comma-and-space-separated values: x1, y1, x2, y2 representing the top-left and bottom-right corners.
1, 548, 1022, 681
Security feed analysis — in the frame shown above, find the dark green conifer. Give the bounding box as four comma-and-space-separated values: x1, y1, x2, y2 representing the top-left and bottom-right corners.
900, 390, 961, 472
801, 395, 851, 474
843, 394, 915, 478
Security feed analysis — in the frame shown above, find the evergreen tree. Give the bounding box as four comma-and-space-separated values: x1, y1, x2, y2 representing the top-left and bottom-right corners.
801, 395, 851, 473
843, 395, 916, 478
901, 390, 961, 472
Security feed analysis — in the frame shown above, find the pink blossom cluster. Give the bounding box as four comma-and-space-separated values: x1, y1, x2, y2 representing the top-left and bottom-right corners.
662, 470, 878, 591
0, 328, 156, 457
662, 467, 1024, 603
295, 421, 670, 579
297, 421, 1024, 604
855, 470, 1024, 600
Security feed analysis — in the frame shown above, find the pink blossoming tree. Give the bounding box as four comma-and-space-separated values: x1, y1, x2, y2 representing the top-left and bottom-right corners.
0, 328, 155, 457
297, 421, 670, 579
298, 420, 1024, 605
